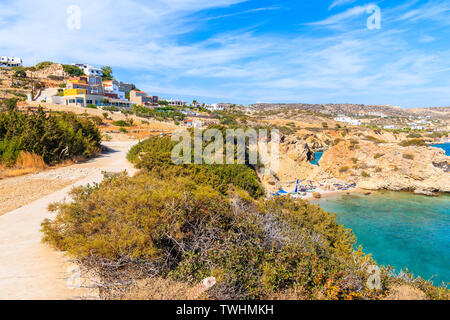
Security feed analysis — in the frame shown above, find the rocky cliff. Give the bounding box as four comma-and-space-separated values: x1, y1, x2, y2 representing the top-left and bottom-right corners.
318, 141, 450, 194
25, 64, 69, 79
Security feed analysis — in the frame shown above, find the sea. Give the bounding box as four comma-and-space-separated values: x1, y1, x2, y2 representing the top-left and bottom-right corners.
311, 143, 450, 285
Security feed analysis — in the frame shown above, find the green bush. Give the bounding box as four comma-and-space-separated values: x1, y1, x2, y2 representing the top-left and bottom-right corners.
35, 61, 54, 70
42, 169, 382, 300
127, 136, 264, 199
113, 120, 131, 127
365, 135, 387, 144
14, 69, 27, 78
1, 98, 19, 111
41, 135, 448, 300
339, 166, 349, 173
0, 108, 101, 166
403, 153, 414, 160
131, 105, 185, 123
374, 153, 384, 159
62, 64, 84, 77
102, 106, 119, 112
86, 104, 97, 109
407, 133, 422, 139
399, 139, 427, 147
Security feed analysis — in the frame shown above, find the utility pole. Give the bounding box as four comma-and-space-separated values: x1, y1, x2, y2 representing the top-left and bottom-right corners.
31, 69, 34, 100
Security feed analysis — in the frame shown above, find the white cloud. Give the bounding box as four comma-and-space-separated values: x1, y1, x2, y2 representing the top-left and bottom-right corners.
420, 35, 436, 43
306, 5, 370, 27
206, 6, 281, 20
329, 0, 358, 10
0, 0, 449, 107
397, 0, 450, 24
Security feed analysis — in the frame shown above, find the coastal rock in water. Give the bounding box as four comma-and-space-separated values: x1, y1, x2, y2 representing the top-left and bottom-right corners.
414, 189, 437, 196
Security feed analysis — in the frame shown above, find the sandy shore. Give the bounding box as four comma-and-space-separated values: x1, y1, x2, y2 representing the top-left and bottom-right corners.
301, 187, 368, 201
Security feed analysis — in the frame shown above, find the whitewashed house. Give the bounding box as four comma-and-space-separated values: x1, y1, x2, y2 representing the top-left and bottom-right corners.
0, 56, 23, 67
103, 80, 126, 100
334, 116, 361, 126
73, 63, 103, 77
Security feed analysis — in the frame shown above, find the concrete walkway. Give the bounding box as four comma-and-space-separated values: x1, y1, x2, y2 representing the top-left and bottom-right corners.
0, 141, 138, 300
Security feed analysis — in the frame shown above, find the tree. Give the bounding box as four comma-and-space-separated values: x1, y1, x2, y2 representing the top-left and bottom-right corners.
62, 65, 84, 77
35, 61, 54, 70
101, 66, 113, 81
14, 69, 27, 78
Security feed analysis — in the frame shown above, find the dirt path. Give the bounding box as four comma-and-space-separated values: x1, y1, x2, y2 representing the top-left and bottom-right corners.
0, 141, 138, 300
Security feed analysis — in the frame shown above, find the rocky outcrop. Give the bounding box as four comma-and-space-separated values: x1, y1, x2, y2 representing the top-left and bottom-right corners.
318, 141, 450, 193
25, 64, 69, 79
258, 137, 338, 194
281, 136, 315, 163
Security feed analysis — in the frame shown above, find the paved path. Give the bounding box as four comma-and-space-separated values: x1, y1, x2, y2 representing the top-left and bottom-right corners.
0, 141, 138, 300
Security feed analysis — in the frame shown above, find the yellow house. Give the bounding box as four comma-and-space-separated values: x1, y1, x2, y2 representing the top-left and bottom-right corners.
63, 88, 87, 96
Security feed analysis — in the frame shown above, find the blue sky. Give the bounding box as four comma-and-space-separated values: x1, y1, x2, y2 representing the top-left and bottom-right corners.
0, 0, 449, 107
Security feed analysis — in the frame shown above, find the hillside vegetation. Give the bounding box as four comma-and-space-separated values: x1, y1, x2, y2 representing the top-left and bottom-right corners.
42, 135, 448, 300
0, 107, 101, 166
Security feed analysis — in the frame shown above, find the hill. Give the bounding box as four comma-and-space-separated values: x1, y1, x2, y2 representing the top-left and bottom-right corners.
251, 103, 450, 119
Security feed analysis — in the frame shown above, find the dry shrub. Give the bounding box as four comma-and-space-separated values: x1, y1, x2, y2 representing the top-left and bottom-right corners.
16, 151, 46, 171
403, 153, 414, 160
0, 152, 46, 179
312, 192, 322, 199
1, 167, 34, 178
122, 278, 210, 300
383, 284, 426, 300
266, 287, 306, 300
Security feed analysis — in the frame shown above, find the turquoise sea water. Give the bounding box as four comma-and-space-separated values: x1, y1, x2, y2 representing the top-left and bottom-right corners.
310, 151, 324, 165
312, 191, 450, 285
430, 143, 450, 156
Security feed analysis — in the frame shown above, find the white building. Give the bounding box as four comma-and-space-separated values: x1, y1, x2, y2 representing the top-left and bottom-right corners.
181, 110, 199, 116
167, 99, 187, 106
103, 80, 125, 100
334, 116, 361, 126
206, 103, 225, 111
0, 56, 23, 67
383, 125, 397, 129
184, 119, 202, 128
73, 63, 103, 77
368, 112, 387, 118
